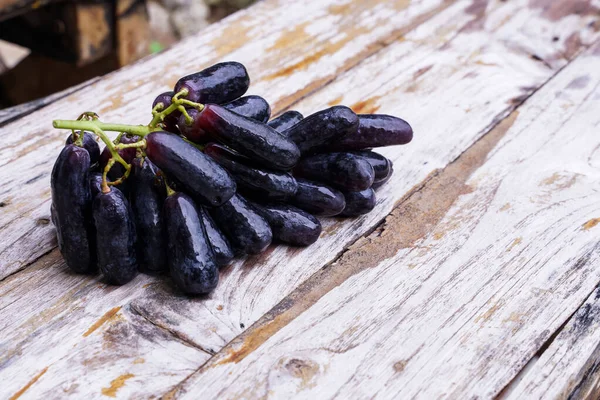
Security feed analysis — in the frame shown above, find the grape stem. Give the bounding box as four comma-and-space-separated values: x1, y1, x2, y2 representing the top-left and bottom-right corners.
53, 120, 153, 137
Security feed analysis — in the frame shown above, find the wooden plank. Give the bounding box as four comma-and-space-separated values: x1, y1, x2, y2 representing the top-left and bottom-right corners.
0, 250, 211, 399
0, 1, 598, 399
168, 40, 600, 399
0, 78, 100, 126
130, 0, 600, 351
502, 286, 600, 400
0, 0, 451, 280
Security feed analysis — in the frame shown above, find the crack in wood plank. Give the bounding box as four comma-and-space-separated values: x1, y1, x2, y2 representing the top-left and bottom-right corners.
128, 303, 216, 356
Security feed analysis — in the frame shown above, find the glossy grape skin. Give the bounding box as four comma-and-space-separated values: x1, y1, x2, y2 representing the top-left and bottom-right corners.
65, 132, 100, 165
251, 203, 322, 246
372, 160, 394, 189
164, 193, 219, 294
174, 61, 250, 104
223, 95, 271, 123
204, 143, 297, 201
152, 91, 180, 132
209, 194, 272, 255
188, 104, 300, 170
293, 152, 375, 191
130, 157, 167, 273
145, 131, 236, 207
325, 114, 413, 151
350, 150, 391, 180
340, 188, 376, 217
93, 188, 137, 284
180, 96, 272, 142
268, 111, 303, 132
51, 145, 96, 273
198, 207, 234, 268
290, 179, 346, 217
282, 106, 358, 154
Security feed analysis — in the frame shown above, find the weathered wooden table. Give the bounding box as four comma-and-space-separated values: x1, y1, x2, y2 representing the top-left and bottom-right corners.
1, 0, 600, 398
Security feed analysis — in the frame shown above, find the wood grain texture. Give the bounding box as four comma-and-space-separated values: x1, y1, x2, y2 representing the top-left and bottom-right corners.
0, 0, 599, 398
503, 286, 600, 400
0, 0, 449, 279
0, 250, 209, 399
170, 39, 600, 399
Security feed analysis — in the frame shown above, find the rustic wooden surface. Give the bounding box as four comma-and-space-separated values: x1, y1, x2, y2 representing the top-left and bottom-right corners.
1, 0, 600, 399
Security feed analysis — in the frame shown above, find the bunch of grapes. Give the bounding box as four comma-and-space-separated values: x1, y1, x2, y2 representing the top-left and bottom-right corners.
51, 62, 412, 295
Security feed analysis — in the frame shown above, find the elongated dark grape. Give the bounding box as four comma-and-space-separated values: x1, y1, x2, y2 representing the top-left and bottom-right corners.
267, 110, 303, 132
204, 143, 297, 201
293, 152, 374, 191
51, 145, 96, 273
223, 95, 271, 123
372, 160, 393, 189
180, 96, 272, 142
251, 203, 322, 246
350, 150, 391, 180
164, 193, 218, 294
66, 132, 100, 165
145, 131, 236, 206
130, 157, 166, 273
340, 188, 376, 217
290, 179, 346, 217
93, 188, 137, 284
209, 194, 272, 255
282, 106, 358, 154
186, 104, 300, 170
326, 114, 413, 151
198, 207, 234, 268
174, 61, 250, 104
152, 91, 180, 132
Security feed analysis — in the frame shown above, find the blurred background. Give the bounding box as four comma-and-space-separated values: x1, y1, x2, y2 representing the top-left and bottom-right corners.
0, 0, 258, 109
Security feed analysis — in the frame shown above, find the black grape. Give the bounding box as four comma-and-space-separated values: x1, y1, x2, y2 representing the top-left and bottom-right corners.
282, 106, 358, 154
164, 192, 219, 294
290, 179, 346, 217
350, 150, 391, 180
145, 131, 236, 207
93, 187, 137, 284
174, 61, 250, 104
130, 157, 167, 273
340, 188, 376, 217
252, 203, 322, 246
223, 95, 271, 123
51, 144, 96, 273
198, 207, 234, 268
185, 104, 300, 170
204, 143, 297, 201
293, 152, 374, 191
325, 114, 412, 151
65, 132, 100, 165
209, 194, 272, 255
268, 111, 303, 132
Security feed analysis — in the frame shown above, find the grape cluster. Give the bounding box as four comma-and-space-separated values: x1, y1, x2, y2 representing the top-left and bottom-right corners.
50, 62, 412, 295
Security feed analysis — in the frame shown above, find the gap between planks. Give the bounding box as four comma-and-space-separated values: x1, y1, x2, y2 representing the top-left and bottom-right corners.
161, 41, 595, 397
